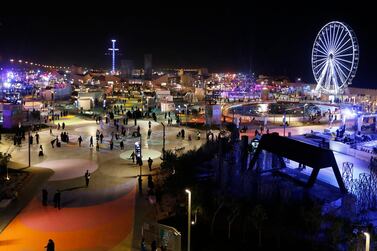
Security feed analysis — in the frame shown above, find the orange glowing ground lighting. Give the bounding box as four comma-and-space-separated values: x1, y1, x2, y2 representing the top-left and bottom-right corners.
0, 187, 136, 251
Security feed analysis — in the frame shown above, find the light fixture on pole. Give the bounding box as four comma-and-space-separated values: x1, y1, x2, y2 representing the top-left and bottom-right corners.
185, 189, 191, 251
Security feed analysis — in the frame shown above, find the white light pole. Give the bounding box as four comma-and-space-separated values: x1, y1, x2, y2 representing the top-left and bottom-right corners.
5, 158, 10, 180
108, 39, 119, 74
364, 232, 370, 251
184, 104, 188, 125
161, 122, 166, 156
185, 189, 191, 251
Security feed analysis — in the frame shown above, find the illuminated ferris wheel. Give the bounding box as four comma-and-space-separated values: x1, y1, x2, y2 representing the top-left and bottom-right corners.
312, 21, 359, 95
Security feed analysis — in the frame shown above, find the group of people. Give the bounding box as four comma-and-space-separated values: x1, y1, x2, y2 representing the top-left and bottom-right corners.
50, 136, 61, 148
57, 122, 66, 130
41, 170, 91, 210
60, 132, 70, 143
141, 239, 166, 251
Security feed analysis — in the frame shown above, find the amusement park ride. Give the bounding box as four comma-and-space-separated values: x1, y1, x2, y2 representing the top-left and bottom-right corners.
312, 21, 359, 96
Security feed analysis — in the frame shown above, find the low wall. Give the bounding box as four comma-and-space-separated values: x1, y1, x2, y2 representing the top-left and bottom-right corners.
329, 140, 376, 162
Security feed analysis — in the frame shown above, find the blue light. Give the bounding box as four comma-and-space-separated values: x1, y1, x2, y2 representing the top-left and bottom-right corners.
108, 39, 119, 74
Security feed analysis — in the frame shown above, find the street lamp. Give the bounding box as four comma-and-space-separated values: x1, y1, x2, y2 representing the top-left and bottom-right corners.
28, 129, 31, 167
364, 232, 370, 251
139, 134, 142, 178
5, 158, 10, 180
185, 189, 191, 251
283, 112, 286, 137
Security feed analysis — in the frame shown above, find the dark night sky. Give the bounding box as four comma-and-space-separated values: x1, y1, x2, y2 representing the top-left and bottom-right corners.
0, 8, 376, 88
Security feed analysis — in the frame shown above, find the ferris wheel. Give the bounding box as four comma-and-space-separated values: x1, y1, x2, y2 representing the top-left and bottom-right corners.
312, 21, 359, 95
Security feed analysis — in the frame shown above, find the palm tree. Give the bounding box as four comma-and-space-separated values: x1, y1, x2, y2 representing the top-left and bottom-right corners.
0, 151, 12, 174
251, 204, 268, 247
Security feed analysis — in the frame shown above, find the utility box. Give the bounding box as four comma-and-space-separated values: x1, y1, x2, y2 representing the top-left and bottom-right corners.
2, 103, 24, 129
142, 222, 181, 251
205, 104, 221, 125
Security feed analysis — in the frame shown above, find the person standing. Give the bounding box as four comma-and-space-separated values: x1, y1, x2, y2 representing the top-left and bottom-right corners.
62, 122, 65, 130
89, 136, 94, 148
148, 157, 153, 171
36, 132, 40, 144
54, 190, 61, 209
42, 189, 48, 206
110, 139, 114, 150
96, 140, 100, 151
151, 240, 157, 251
85, 170, 91, 187
120, 140, 124, 150
78, 136, 82, 147
141, 238, 147, 251
39, 145, 44, 156
57, 123, 60, 130
149, 121, 152, 129
100, 133, 104, 144
44, 239, 55, 251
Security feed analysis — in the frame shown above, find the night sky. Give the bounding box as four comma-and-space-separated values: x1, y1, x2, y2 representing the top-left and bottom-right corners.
0, 8, 376, 88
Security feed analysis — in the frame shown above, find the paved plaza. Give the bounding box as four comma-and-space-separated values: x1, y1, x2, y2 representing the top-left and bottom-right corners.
0, 116, 206, 250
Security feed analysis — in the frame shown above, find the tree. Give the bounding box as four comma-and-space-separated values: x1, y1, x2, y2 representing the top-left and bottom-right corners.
251, 204, 268, 247
0, 152, 11, 174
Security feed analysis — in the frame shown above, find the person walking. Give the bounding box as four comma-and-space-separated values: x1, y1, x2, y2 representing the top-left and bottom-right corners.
149, 121, 152, 129
62, 122, 65, 130
89, 136, 94, 148
120, 140, 124, 150
100, 133, 104, 144
85, 170, 91, 187
147, 128, 152, 139
57, 123, 60, 130
44, 239, 55, 251
148, 157, 153, 171
42, 189, 48, 206
130, 151, 135, 163
110, 139, 114, 150
56, 136, 60, 147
